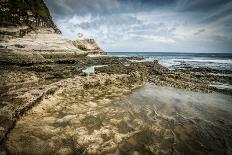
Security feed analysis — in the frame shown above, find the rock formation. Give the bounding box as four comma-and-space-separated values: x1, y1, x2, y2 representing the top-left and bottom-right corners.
72, 39, 106, 55
0, 0, 60, 39
0, 0, 105, 65
1, 56, 231, 154
0, 28, 88, 64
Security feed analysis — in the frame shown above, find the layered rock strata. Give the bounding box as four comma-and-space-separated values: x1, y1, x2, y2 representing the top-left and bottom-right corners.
0, 0, 60, 39
72, 39, 106, 55
0, 0, 105, 65
0, 28, 87, 64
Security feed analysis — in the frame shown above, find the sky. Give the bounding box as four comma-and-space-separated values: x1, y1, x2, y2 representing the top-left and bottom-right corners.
44, 0, 232, 53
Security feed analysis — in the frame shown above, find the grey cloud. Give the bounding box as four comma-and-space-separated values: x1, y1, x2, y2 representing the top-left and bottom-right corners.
201, 1, 232, 24
45, 0, 232, 17
176, 0, 231, 12
45, 0, 232, 28
44, 0, 72, 18
46, 0, 232, 52
77, 15, 142, 30
194, 29, 206, 35
127, 23, 176, 38
45, 0, 176, 18
45, 0, 121, 18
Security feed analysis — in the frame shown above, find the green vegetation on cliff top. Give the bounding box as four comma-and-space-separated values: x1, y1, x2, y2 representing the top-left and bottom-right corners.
8, 0, 49, 18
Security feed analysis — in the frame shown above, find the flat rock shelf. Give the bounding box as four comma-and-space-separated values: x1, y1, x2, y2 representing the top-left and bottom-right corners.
3, 83, 232, 154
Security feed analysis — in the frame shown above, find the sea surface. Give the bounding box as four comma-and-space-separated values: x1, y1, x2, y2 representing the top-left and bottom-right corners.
108, 52, 232, 71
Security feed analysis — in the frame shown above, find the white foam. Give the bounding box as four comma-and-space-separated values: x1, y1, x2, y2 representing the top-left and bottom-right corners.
111, 53, 232, 71
209, 83, 232, 90
177, 59, 232, 64
157, 58, 232, 70
87, 54, 108, 57
159, 59, 182, 68
208, 73, 232, 77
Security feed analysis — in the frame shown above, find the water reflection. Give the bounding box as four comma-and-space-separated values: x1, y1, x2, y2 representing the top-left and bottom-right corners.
82, 65, 108, 75
119, 83, 232, 154
5, 83, 232, 154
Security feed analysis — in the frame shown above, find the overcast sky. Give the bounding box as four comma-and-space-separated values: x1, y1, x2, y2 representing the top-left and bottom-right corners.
45, 0, 232, 52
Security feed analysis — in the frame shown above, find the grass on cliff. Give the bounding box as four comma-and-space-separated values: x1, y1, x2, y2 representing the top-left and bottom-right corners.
9, 0, 48, 18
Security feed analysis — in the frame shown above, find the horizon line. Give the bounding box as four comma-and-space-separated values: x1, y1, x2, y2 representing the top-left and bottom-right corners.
106, 51, 232, 53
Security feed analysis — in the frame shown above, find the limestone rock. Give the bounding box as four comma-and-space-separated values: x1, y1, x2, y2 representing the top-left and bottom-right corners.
0, 49, 46, 64
0, 0, 60, 37
0, 0, 104, 64
71, 39, 106, 55
0, 28, 88, 64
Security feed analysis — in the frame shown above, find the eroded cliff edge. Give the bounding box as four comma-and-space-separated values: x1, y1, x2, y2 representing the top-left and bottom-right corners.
72, 39, 106, 55
0, 0, 105, 65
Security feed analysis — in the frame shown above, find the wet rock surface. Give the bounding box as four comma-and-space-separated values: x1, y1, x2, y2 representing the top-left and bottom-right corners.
3, 82, 232, 154
2, 73, 145, 154
123, 84, 232, 154
0, 57, 147, 146
0, 56, 231, 154
94, 58, 232, 94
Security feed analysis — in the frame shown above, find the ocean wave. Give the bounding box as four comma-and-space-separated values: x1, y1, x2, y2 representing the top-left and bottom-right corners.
175, 58, 232, 64
108, 52, 232, 71
144, 57, 232, 70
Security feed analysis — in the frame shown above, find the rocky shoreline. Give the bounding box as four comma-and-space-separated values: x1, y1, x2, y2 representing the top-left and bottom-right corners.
0, 55, 231, 154
1, 0, 232, 154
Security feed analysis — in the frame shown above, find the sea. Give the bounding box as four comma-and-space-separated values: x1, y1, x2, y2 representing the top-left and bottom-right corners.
107, 52, 232, 71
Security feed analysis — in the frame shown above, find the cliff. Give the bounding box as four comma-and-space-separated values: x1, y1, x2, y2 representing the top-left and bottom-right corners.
72, 39, 106, 55
0, 0, 105, 65
0, 0, 60, 39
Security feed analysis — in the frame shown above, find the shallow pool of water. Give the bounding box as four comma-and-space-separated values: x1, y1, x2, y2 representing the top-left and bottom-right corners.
82, 65, 108, 75
5, 83, 232, 154
118, 83, 232, 154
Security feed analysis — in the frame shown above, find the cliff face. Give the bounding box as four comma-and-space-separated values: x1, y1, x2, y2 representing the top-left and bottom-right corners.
0, 0, 60, 39
0, 0, 105, 64
72, 39, 106, 55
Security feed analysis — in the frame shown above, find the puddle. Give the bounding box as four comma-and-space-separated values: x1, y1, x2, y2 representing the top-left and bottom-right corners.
127, 83, 232, 119
123, 63, 130, 66
120, 83, 232, 154
87, 54, 108, 57
82, 65, 108, 75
